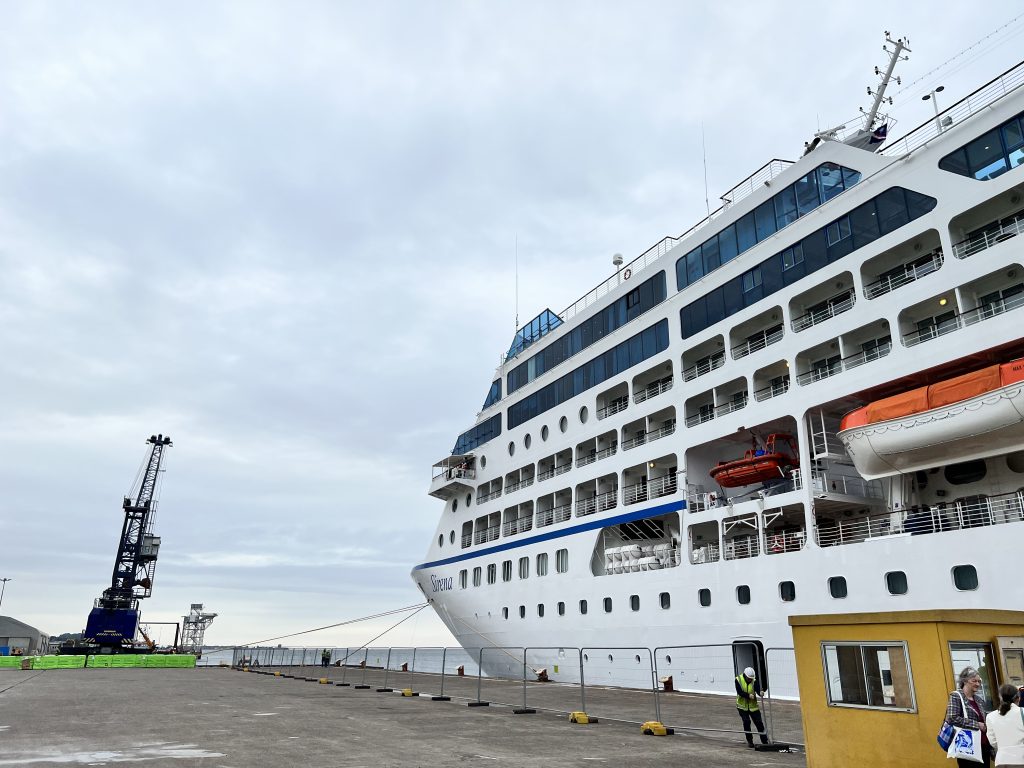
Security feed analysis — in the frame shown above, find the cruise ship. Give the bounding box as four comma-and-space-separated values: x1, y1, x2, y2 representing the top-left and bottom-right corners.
411, 36, 1024, 698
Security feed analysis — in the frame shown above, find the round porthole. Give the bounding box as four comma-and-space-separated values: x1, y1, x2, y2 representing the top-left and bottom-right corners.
665, 655, 672, 665
449, 530, 455, 544
541, 425, 549, 441
480, 455, 487, 469
524, 434, 532, 449
559, 416, 568, 433
579, 406, 589, 424
438, 534, 443, 547
607, 654, 614, 663
452, 498, 458, 512
508, 441, 515, 456
465, 493, 472, 507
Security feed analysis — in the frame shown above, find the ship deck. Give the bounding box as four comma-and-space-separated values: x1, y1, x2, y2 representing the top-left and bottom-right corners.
0, 666, 806, 766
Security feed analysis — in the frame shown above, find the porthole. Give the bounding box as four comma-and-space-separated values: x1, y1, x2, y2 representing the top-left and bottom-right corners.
449, 530, 455, 544
481, 455, 487, 469
634, 654, 641, 664
559, 416, 568, 433
665, 655, 672, 665
952, 564, 979, 591
438, 534, 443, 547
579, 599, 588, 615
737, 585, 751, 604
944, 459, 986, 485
466, 493, 471, 507
579, 406, 589, 424
603, 597, 613, 613
518, 605, 525, 618
630, 594, 640, 611
508, 441, 515, 457
541, 425, 549, 441
452, 497, 458, 512
886, 570, 908, 595
828, 576, 848, 599
779, 581, 796, 602
607, 654, 614, 663
659, 592, 671, 609
698, 588, 711, 607
502, 607, 508, 620
537, 603, 545, 617
524, 434, 532, 449
557, 601, 565, 616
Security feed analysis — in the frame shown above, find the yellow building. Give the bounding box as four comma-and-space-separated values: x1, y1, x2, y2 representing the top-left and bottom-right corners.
789, 610, 1024, 768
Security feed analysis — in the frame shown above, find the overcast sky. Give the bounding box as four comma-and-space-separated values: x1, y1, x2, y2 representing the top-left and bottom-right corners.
1, 2, 1022, 649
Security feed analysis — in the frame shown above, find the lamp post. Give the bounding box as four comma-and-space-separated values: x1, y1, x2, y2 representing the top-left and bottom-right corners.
922, 86, 945, 133
0, 578, 10, 610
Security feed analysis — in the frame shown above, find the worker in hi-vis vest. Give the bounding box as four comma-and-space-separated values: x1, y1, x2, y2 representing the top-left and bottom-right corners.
735, 666, 769, 748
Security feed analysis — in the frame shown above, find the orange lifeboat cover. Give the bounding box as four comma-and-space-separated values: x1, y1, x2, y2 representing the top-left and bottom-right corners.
864, 388, 930, 425
927, 365, 1000, 409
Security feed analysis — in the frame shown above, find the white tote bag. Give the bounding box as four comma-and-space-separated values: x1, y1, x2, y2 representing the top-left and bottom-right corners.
947, 692, 984, 763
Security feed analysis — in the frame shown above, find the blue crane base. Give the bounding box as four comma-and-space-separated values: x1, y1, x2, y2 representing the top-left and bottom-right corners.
85, 607, 140, 648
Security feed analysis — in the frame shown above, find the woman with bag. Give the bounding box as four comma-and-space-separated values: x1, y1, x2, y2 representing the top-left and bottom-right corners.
986, 684, 1024, 767
947, 667, 993, 767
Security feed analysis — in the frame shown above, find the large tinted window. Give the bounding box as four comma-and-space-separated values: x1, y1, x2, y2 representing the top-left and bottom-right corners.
675, 163, 862, 291
452, 414, 502, 454
939, 108, 1024, 180
507, 319, 670, 429
679, 187, 936, 338
508, 272, 666, 393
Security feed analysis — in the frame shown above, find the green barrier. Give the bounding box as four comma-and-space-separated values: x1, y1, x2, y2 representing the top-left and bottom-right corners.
84, 654, 197, 668
0, 656, 25, 668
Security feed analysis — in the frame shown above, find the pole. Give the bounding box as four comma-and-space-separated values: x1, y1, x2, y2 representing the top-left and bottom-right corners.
0, 578, 11, 609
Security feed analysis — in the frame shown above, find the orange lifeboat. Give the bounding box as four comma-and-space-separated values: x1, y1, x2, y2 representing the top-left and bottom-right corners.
709, 433, 799, 488
838, 359, 1024, 479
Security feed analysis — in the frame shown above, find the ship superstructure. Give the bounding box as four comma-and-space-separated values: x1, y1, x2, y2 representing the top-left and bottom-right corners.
412, 38, 1024, 697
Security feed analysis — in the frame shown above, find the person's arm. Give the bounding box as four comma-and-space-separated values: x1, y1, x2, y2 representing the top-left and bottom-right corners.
735, 677, 745, 697
947, 692, 972, 729
985, 712, 999, 750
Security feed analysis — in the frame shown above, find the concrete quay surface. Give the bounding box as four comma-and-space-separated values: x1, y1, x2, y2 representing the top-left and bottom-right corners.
0, 666, 806, 767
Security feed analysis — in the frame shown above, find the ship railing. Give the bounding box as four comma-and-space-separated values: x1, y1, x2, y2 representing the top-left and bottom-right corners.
881, 58, 1024, 158
723, 535, 760, 561
685, 409, 715, 428
791, 291, 855, 332
623, 482, 649, 506
505, 477, 535, 494
576, 453, 598, 468
554, 463, 572, 476
622, 432, 647, 450
596, 444, 618, 461
432, 466, 476, 482
796, 362, 842, 386
714, 395, 748, 417
461, 533, 472, 549
648, 421, 676, 441
732, 326, 784, 360
473, 525, 501, 545
649, 474, 678, 499
502, 518, 533, 537
753, 378, 790, 402
902, 315, 962, 347
535, 503, 572, 528
690, 543, 720, 564
763, 529, 807, 555
536, 467, 556, 482
477, 488, 502, 504
634, 376, 674, 404
841, 341, 892, 371
863, 250, 943, 298
683, 351, 726, 382
953, 210, 1024, 259
597, 398, 629, 420
576, 490, 618, 517
962, 292, 1024, 327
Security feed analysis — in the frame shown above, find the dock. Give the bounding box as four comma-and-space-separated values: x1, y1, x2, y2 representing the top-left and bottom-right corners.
0, 666, 806, 766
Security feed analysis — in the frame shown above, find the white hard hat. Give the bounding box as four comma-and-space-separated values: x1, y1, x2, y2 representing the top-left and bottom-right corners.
744, 667, 756, 678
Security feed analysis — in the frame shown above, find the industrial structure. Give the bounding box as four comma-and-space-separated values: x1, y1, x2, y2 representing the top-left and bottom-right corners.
179, 604, 217, 655
80, 434, 172, 652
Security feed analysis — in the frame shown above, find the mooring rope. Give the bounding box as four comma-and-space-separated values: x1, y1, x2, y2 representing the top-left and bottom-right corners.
240, 602, 427, 647
336, 603, 430, 665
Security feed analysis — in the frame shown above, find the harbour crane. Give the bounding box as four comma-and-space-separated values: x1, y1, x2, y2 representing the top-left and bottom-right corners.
82, 434, 172, 651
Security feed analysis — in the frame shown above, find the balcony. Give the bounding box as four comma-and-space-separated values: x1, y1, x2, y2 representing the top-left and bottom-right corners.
953, 209, 1024, 259
902, 315, 962, 347
623, 482, 649, 506
714, 394, 748, 417
961, 291, 1024, 327
477, 488, 502, 504
685, 409, 715, 428
796, 361, 842, 386
792, 290, 855, 332
649, 474, 678, 499
864, 250, 943, 299
473, 525, 500, 545
754, 376, 790, 402
763, 529, 807, 555
575, 490, 618, 517
429, 460, 476, 500
723, 535, 760, 560
536, 503, 572, 528
505, 476, 535, 494
634, 376, 673, 404
690, 543, 720, 564
732, 325, 784, 360
461, 533, 472, 549
502, 517, 533, 537
683, 350, 725, 382
597, 397, 629, 420
841, 339, 892, 371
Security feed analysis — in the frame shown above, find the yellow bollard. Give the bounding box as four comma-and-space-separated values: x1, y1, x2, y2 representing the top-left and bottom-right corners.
569, 711, 593, 724
641, 721, 674, 736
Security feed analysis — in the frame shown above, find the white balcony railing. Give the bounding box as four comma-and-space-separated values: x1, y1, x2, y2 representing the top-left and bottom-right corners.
792, 291, 855, 332
902, 316, 962, 347
535, 503, 572, 528
575, 490, 618, 518
634, 376, 674, 404
683, 351, 726, 382
477, 488, 502, 504
597, 398, 629, 420
953, 210, 1024, 259
763, 529, 807, 555
753, 377, 790, 402
864, 251, 943, 299
732, 326, 783, 360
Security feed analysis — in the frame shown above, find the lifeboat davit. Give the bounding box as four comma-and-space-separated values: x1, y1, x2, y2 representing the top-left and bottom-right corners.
838, 359, 1024, 479
709, 433, 799, 488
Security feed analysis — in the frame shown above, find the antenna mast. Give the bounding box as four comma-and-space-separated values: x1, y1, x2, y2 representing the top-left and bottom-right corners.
862, 32, 911, 130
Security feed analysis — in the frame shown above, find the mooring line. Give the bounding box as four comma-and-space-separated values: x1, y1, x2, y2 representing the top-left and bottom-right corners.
241, 603, 427, 647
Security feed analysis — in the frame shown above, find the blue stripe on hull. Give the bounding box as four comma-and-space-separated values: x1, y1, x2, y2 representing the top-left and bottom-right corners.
412, 499, 686, 571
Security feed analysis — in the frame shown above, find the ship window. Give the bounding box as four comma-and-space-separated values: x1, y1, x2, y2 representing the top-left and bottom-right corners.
487, 563, 496, 585
466, 493, 471, 507
952, 565, 979, 591
518, 557, 529, 579
461, 521, 472, 549
782, 244, 804, 270
541, 425, 549, 441
794, 171, 820, 216
630, 595, 640, 611
579, 406, 589, 424
737, 585, 751, 604
508, 441, 515, 456
774, 186, 799, 230
502, 560, 512, 582
557, 601, 565, 616
556, 548, 569, 573
822, 641, 915, 710
698, 588, 711, 607
438, 534, 443, 548
524, 433, 532, 449
829, 576, 848, 599
502, 607, 508, 619
538, 603, 545, 618
452, 497, 458, 512
604, 597, 613, 613
886, 571, 908, 595
579, 599, 588, 615
459, 570, 467, 589
742, 267, 763, 293
779, 581, 796, 602
826, 217, 851, 246
559, 416, 568, 433
660, 592, 671, 609
519, 605, 525, 618
537, 552, 549, 576
472, 567, 482, 587
449, 530, 455, 544
944, 459, 987, 486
